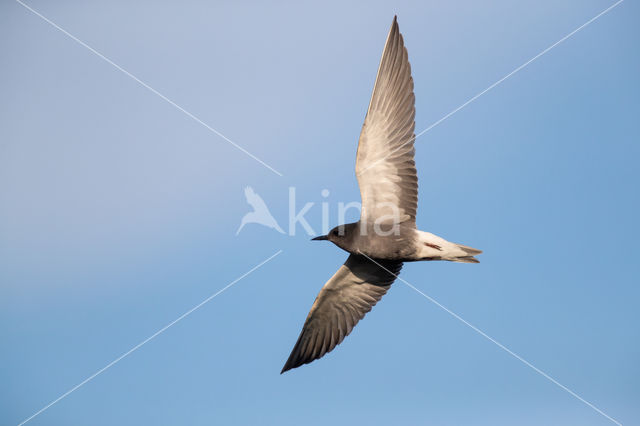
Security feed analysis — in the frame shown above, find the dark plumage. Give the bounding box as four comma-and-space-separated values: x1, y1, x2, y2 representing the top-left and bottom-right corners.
281, 16, 481, 374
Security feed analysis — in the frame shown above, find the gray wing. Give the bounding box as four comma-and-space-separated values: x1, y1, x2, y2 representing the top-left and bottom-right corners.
281, 255, 402, 373
356, 16, 418, 225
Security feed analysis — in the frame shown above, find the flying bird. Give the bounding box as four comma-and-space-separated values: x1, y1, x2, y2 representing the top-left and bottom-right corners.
236, 186, 284, 235
281, 16, 482, 373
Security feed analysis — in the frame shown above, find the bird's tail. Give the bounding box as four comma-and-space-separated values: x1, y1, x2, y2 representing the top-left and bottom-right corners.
452, 244, 482, 263
415, 230, 482, 262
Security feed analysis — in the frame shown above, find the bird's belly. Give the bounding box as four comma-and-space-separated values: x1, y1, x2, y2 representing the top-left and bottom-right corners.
353, 231, 417, 261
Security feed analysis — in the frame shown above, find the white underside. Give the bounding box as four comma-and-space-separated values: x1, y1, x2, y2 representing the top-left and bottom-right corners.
414, 230, 478, 261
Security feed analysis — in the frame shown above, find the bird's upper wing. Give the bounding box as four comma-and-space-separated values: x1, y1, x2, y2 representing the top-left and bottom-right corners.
356, 16, 418, 225
281, 255, 402, 373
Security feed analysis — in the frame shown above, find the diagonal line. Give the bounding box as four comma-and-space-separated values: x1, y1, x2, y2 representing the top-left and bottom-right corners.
17, 250, 283, 426
15, 0, 283, 177
360, 253, 622, 426
357, 0, 624, 177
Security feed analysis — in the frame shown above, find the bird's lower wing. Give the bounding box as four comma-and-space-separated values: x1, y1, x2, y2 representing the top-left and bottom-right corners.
281, 255, 402, 373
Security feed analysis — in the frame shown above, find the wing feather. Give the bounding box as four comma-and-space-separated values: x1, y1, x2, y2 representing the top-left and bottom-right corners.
281, 255, 402, 373
356, 17, 418, 226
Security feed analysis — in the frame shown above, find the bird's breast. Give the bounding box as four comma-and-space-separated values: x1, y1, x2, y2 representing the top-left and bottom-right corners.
349, 224, 417, 261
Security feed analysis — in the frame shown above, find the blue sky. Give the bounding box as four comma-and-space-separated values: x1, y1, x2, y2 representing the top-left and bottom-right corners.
1, 0, 638, 425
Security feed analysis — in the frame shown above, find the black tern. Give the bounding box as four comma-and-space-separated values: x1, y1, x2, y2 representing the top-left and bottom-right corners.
281, 16, 481, 373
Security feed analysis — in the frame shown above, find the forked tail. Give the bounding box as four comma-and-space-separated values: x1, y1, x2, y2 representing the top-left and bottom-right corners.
453, 244, 482, 263
415, 230, 482, 263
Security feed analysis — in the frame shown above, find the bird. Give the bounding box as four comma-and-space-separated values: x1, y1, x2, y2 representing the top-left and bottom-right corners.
281, 16, 482, 374
236, 186, 285, 235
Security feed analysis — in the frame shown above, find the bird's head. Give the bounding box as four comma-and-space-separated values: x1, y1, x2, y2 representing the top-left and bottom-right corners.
311, 223, 356, 249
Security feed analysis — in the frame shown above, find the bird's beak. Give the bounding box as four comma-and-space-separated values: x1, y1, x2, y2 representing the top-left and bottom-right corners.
311, 235, 329, 241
